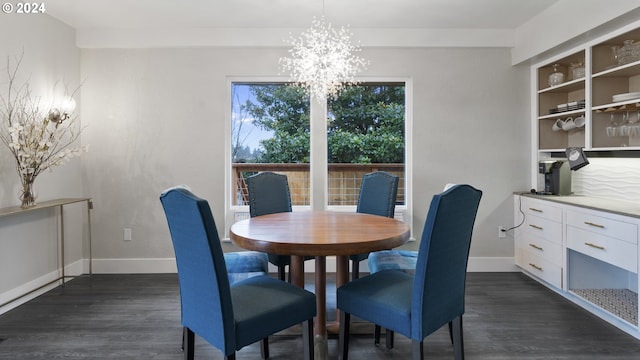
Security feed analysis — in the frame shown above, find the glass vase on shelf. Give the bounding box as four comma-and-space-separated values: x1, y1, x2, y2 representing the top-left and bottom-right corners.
617, 40, 640, 65
626, 40, 640, 63
19, 172, 37, 208
570, 62, 585, 80
548, 63, 564, 87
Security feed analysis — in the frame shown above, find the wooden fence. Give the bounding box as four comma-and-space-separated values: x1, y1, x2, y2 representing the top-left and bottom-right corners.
232, 163, 405, 206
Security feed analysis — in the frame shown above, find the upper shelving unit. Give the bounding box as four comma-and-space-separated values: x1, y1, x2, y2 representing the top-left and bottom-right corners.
536, 51, 586, 151
534, 25, 640, 153
591, 28, 640, 150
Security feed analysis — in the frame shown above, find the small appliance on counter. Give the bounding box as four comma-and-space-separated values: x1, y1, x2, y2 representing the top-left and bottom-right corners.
538, 160, 572, 195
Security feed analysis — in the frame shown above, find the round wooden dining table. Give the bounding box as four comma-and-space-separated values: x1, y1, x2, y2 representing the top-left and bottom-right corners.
229, 211, 410, 359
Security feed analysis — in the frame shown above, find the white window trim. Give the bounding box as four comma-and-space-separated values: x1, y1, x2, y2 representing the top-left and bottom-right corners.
224, 76, 413, 241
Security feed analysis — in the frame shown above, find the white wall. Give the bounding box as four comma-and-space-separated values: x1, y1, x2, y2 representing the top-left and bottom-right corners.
80, 46, 530, 273
0, 14, 83, 310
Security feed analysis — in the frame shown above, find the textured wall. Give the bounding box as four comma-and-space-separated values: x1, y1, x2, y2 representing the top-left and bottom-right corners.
572, 158, 640, 202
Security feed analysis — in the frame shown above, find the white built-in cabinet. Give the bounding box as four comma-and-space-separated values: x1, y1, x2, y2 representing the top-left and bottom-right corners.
514, 194, 639, 339
534, 24, 640, 154
514, 196, 564, 288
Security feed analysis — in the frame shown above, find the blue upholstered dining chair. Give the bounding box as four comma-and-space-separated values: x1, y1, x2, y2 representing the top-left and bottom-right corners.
367, 183, 456, 345
246, 171, 313, 281
337, 184, 482, 360
160, 187, 316, 360
349, 171, 399, 280
162, 185, 269, 285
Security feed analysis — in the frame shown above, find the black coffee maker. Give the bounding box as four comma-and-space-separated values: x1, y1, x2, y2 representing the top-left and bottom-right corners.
538, 160, 571, 195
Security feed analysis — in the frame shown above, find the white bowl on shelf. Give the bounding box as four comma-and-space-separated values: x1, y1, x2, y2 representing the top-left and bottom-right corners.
612, 92, 640, 102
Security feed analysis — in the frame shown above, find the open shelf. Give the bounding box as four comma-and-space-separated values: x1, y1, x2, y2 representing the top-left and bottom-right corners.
571, 288, 638, 326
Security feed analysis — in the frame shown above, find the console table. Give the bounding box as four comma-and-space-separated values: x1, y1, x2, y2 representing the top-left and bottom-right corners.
0, 198, 93, 308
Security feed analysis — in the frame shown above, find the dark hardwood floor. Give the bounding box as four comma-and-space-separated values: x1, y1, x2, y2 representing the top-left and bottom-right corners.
1, 272, 639, 359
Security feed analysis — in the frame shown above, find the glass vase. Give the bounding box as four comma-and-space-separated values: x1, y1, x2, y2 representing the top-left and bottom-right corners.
548, 63, 564, 87
19, 175, 37, 208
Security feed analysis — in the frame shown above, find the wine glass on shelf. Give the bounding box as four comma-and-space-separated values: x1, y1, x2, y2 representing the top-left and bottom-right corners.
606, 113, 619, 136
618, 111, 630, 136
611, 46, 621, 67
629, 111, 640, 137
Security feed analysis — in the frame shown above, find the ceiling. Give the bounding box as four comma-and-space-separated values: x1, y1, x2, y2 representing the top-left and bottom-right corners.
45, 0, 558, 31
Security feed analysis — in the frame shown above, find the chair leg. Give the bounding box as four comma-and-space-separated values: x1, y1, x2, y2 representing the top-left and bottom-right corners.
351, 260, 360, 281
225, 354, 236, 360
452, 315, 465, 360
375, 326, 394, 348
385, 329, 394, 349
183, 327, 195, 360
303, 319, 314, 360
278, 265, 286, 281
448, 321, 453, 344
338, 311, 351, 360
411, 340, 424, 360
260, 337, 269, 359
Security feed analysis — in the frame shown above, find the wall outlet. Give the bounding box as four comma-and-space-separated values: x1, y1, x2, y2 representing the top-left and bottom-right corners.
124, 228, 132, 241
498, 226, 506, 238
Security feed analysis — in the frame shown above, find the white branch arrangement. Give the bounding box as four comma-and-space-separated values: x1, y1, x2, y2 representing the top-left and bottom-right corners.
0, 54, 87, 207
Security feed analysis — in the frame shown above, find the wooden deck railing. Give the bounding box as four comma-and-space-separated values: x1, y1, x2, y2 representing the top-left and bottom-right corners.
232, 163, 405, 206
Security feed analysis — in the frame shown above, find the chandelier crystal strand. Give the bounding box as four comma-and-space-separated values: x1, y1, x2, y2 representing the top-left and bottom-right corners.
280, 17, 368, 101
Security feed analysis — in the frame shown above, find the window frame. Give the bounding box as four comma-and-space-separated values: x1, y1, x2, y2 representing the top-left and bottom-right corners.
224, 76, 413, 239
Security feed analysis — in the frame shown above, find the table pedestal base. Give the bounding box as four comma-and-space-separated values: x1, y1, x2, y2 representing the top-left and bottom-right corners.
314, 334, 328, 359
292, 255, 350, 359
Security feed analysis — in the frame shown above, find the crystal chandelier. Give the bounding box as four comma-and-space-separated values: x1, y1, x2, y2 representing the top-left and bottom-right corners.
279, 16, 368, 101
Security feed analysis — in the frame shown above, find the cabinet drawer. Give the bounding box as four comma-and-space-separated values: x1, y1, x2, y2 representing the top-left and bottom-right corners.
521, 197, 562, 222
566, 210, 637, 245
523, 214, 562, 245
567, 226, 638, 272
516, 246, 562, 289
518, 235, 562, 266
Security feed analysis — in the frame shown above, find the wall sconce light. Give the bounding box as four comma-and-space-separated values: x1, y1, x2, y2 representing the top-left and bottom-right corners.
47, 96, 76, 124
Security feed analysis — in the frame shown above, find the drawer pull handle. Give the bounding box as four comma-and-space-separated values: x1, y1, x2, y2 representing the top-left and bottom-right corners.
528, 243, 543, 251
529, 207, 543, 213
529, 263, 543, 271
529, 224, 543, 230
585, 242, 605, 250
584, 221, 605, 229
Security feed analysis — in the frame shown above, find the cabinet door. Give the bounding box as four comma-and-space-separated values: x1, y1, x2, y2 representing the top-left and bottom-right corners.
566, 208, 638, 273
523, 214, 563, 245
519, 233, 563, 266
515, 196, 564, 288
516, 237, 563, 288
521, 197, 562, 222
567, 226, 638, 272
566, 210, 638, 245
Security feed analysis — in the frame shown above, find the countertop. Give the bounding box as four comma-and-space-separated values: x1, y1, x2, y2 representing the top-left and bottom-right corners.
519, 192, 640, 219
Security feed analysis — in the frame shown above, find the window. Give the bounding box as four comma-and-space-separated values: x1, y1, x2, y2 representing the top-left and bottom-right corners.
227, 79, 411, 227
327, 83, 405, 207
230, 83, 310, 206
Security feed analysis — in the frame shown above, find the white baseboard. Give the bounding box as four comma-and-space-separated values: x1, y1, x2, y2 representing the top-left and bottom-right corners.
90, 258, 178, 274
87, 256, 518, 274
467, 257, 519, 272
0, 259, 84, 315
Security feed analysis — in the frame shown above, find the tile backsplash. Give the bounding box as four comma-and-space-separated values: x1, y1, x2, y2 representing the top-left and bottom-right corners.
570, 158, 640, 203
